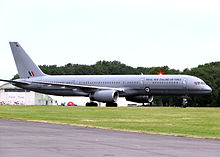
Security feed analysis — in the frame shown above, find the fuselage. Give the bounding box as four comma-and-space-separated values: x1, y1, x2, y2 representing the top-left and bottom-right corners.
14, 74, 212, 97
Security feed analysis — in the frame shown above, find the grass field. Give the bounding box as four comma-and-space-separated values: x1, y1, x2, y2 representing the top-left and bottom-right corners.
0, 105, 219, 139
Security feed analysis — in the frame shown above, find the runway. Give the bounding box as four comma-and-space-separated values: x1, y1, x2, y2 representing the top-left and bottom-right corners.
0, 119, 219, 157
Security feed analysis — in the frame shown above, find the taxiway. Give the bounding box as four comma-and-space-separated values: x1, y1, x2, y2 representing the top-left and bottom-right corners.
0, 119, 219, 157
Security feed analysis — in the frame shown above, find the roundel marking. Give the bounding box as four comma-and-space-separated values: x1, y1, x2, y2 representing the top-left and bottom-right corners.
145, 87, 150, 93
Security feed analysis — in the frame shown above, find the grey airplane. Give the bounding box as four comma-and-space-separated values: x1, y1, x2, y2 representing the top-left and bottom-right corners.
0, 42, 212, 106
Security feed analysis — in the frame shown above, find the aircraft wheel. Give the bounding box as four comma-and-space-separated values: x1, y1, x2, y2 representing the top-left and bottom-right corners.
106, 102, 118, 107
86, 102, 98, 107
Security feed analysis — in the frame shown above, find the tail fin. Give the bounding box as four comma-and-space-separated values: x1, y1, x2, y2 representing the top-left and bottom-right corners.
9, 42, 46, 78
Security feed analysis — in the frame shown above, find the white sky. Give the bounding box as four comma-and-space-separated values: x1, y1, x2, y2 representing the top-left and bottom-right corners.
0, 0, 220, 82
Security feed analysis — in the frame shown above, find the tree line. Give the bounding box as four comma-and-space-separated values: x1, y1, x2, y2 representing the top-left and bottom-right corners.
13, 61, 220, 107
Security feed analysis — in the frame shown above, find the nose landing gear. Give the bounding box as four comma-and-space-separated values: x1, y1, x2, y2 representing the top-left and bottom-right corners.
182, 96, 189, 108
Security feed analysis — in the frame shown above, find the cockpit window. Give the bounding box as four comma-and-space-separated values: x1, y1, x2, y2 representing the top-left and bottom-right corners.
194, 82, 206, 85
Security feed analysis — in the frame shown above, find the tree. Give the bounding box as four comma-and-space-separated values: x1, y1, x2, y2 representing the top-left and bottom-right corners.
12, 61, 220, 107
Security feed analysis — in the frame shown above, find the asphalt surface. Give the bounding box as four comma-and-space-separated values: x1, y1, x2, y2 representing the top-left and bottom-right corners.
0, 119, 220, 157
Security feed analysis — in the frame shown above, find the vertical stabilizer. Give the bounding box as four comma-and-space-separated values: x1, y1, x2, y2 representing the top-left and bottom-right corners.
9, 42, 46, 78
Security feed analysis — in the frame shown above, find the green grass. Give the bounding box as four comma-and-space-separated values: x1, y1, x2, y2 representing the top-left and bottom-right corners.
0, 105, 220, 139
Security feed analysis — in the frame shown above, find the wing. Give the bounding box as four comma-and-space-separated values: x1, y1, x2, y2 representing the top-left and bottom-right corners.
31, 81, 124, 93
0, 79, 31, 85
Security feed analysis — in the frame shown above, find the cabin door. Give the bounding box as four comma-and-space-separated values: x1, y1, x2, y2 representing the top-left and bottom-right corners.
140, 78, 144, 88
182, 79, 187, 88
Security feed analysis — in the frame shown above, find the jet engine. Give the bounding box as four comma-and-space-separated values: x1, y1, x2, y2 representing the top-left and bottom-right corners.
90, 90, 119, 103
126, 95, 153, 103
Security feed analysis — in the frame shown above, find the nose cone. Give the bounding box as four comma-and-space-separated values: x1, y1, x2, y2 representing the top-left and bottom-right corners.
204, 85, 212, 94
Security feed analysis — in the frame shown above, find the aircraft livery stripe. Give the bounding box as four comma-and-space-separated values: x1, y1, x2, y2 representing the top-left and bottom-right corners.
28, 71, 32, 76
31, 71, 35, 77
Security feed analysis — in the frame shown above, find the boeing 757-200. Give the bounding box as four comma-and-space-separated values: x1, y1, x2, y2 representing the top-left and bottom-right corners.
0, 42, 212, 106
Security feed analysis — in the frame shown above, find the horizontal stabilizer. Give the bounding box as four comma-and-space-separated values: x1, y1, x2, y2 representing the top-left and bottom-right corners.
0, 79, 31, 85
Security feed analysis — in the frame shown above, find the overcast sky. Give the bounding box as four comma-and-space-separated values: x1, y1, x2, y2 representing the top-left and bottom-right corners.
0, 0, 220, 82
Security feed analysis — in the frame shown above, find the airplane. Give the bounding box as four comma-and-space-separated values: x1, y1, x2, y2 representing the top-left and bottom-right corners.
0, 42, 212, 107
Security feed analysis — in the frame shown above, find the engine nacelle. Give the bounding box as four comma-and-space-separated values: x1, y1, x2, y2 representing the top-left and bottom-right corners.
126, 95, 153, 103
90, 90, 119, 103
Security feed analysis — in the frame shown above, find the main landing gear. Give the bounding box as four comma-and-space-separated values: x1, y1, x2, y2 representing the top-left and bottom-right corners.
86, 102, 98, 107
106, 102, 118, 107
85, 102, 118, 107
